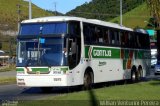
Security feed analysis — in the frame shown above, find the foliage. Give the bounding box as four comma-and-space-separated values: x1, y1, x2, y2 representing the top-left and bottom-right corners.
0, 0, 54, 54
146, 0, 160, 28
0, 64, 16, 72
46, 10, 64, 16
146, 1, 160, 21
49, 80, 160, 100
0, 34, 17, 55
111, 3, 150, 28
66, 0, 145, 22
18, 81, 160, 106
0, 0, 53, 31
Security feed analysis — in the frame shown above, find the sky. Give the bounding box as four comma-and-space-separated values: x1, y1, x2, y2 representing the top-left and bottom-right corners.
27, 0, 91, 14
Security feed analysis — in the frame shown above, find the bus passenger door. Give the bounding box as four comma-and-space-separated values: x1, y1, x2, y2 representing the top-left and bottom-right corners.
67, 38, 79, 69
67, 37, 81, 85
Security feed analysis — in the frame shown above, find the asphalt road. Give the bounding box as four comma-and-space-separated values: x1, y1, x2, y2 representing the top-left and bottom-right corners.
0, 84, 68, 100
0, 69, 160, 101
146, 68, 160, 80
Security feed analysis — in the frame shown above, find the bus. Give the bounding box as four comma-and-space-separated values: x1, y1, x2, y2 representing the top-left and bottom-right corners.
16, 16, 151, 91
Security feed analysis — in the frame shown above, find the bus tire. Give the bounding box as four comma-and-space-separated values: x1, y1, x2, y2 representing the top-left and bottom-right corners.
40, 87, 52, 93
137, 66, 143, 81
83, 71, 93, 90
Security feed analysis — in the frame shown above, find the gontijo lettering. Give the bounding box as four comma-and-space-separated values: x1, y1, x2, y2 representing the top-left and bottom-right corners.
93, 49, 111, 57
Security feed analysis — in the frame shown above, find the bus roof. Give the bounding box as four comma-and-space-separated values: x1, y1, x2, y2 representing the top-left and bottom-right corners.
21, 16, 133, 31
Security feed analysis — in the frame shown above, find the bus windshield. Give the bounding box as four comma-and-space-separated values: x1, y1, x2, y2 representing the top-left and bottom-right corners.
17, 21, 82, 68
20, 22, 67, 35
17, 37, 67, 67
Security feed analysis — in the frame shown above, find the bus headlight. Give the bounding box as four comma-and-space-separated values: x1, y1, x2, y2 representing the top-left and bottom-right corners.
17, 71, 25, 74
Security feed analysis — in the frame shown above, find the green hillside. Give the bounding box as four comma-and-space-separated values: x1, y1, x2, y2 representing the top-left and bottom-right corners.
67, 0, 144, 22
111, 3, 151, 28
0, 0, 53, 31
67, 0, 152, 29
0, 0, 53, 54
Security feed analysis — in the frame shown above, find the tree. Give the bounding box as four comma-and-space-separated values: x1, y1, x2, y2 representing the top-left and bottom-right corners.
146, 0, 160, 28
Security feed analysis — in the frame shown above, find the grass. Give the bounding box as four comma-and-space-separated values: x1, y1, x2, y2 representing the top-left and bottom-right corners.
0, 0, 53, 31
110, 3, 151, 29
0, 77, 16, 85
0, 0, 53, 52
48, 80, 160, 100
0, 64, 16, 72
17, 80, 160, 106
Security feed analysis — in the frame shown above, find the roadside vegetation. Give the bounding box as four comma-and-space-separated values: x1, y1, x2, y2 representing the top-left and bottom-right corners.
0, 77, 16, 85
0, 34, 16, 55
0, 0, 54, 53
0, 64, 16, 72
67, 0, 144, 22
111, 3, 150, 28
49, 80, 160, 100
0, 0, 53, 31
17, 80, 160, 106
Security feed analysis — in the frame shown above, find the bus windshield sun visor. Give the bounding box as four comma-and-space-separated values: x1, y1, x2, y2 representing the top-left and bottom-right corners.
17, 34, 66, 39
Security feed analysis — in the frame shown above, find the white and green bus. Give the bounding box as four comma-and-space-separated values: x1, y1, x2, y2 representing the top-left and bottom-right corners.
16, 16, 150, 90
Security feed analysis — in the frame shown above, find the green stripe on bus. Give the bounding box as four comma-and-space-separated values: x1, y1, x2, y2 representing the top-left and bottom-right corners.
135, 51, 150, 59
61, 67, 68, 73
61, 67, 68, 71
85, 46, 120, 59
138, 51, 145, 59
85, 46, 90, 58
85, 46, 150, 59
16, 68, 24, 72
31, 68, 49, 72
92, 47, 120, 58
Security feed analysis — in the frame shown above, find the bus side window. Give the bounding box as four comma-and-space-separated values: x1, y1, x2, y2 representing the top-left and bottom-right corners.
103, 29, 109, 45
136, 35, 141, 48
69, 22, 80, 36
129, 33, 133, 48
83, 24, 91, 44
124, 32, 129, 48
128, 33, 131, 48
113, 31, 117, 45
110, 30, 115, 45
108, 30, 111, 44
115, 31, 120, 46
121, 32, 125, 47
139, 35, 143, 49
94, 27, 99, 43
133, 33, 137, 48
121, 32, 129, 48
98, 27, 103, 43
144, 35, 150, 49
140, 34, 147, 49
118, 32, 121, 46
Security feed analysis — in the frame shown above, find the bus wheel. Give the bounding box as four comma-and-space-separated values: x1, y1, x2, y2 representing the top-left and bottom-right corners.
40, 87, 52, 93
137, 67, 143, 81
83, 71, 93, 90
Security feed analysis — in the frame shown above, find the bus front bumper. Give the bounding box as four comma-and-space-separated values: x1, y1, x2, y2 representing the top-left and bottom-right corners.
16, 75, 69, 87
